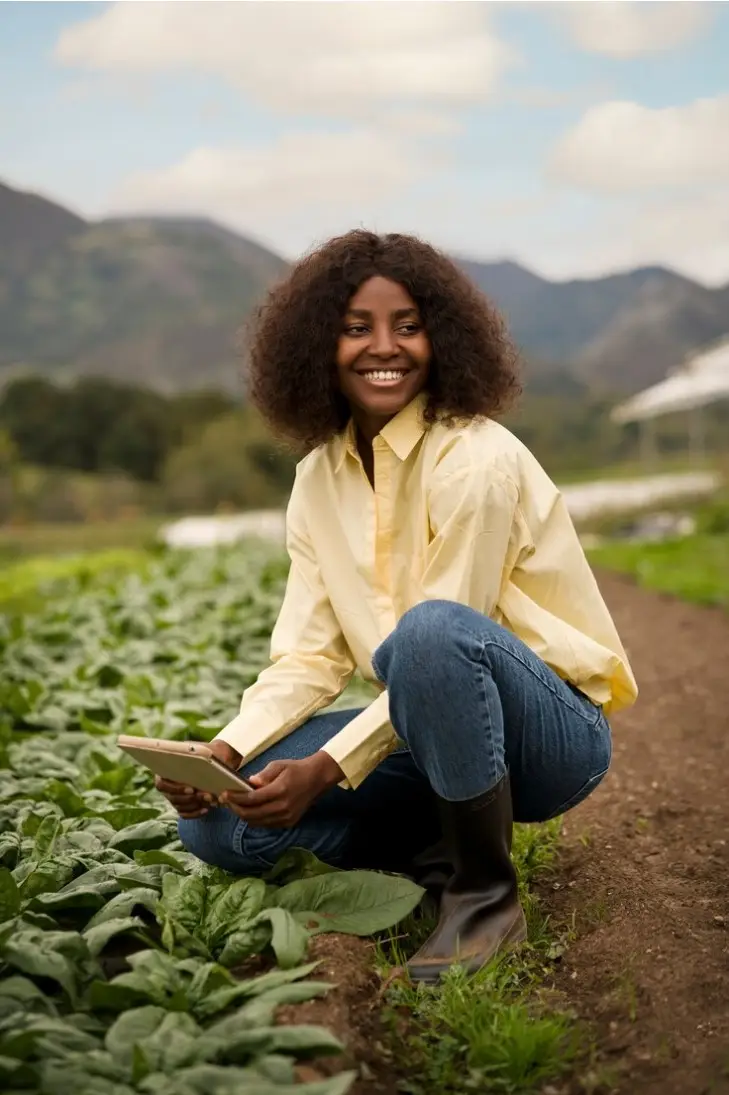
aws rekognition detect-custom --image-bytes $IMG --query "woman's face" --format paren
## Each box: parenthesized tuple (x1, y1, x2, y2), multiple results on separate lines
(336, 276, 431, 436)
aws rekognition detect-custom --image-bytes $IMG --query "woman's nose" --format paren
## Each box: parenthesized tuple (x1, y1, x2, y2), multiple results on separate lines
(370, 325, 398, 357)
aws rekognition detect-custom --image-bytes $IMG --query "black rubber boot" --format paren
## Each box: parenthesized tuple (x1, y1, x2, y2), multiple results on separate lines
(408, 838, 452, 917)
(407, 774, 527, 984)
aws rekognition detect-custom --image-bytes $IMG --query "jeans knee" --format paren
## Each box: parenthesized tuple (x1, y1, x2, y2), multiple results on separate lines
(177, 810, 246, 873)
(374, 600, 454, 672)
(375, 599, 486, 682)
(177, 816, 208, 860)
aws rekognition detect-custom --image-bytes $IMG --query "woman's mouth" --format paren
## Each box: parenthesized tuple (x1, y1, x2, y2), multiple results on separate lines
(358, 368, 410, 385)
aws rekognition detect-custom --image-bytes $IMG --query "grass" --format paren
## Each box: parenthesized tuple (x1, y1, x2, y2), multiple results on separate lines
(0, 515, 164, 563)
(376, 819, 590, 1094)
(0, 546, 155, 613)
(0, 516, 166, 612)
(588, 532, 729, 608)
(556, 452, 723, 486)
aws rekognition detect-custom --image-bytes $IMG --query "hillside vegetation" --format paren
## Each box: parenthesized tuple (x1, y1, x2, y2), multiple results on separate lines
(3, 180, 729, 395)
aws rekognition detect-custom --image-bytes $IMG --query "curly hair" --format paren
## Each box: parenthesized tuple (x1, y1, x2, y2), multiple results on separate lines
(245, 230, 521, 450)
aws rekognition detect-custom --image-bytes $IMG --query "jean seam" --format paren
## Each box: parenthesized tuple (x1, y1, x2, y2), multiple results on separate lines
(234, 815, 351, 871)
(231, 816, 246, 857)
(544, 762, 610, 821)
(477, 636, 499, 787)
(380, 614, 602, 726)
(470, 630, 602, 726)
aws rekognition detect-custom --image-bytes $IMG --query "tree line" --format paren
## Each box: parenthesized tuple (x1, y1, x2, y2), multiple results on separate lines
(1, 372, 725, 523)
(0, 376, 239, 482)
(0, 375, 299, 521)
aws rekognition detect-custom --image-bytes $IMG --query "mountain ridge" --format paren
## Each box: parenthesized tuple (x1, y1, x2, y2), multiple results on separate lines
(2, 179, 727, 395)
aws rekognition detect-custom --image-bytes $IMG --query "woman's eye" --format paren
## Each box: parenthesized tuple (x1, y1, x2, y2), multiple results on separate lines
(398, 323, 421, 335)
(345, 325, 368, 336)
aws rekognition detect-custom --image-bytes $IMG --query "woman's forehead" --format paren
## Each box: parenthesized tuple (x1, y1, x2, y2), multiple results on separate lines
(347, 276, 417, 312)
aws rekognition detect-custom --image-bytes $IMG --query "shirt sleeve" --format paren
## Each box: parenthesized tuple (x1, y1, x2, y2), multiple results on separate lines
(214, 470, 356, 761)
(322, 447, 524, 789)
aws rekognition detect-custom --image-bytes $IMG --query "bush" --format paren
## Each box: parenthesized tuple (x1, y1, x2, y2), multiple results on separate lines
(695, 494, 729, 535)
(0, 465, 151, 525)
(160, 409, 295, 513)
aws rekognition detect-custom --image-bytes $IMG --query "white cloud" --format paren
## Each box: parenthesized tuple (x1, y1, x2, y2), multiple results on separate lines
(622, 192, 729, 285)
(555, 1, 710, 58)
(109, 128, 438, 253)
(108, 126, 729, 283)
(554, 191, 729, 286)
(550, 95, 729, 192)
(55, 2, 515, 119)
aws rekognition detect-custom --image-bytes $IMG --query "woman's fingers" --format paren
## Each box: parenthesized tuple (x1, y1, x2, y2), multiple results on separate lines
(226, 801, 288, 823)
(222, 783, 280, 808)
(177, 806, 210, 819)
(155, 776, 192, 795)
(155, 775, 216, 817)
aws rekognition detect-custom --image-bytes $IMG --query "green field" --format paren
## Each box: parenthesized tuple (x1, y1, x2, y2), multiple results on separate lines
(558, 452, 723, 486)
(0, 545, 578, 1094)
(0, 518, 164, 564)
(0, 549, 151, 614)
(589, 532, 729, 608)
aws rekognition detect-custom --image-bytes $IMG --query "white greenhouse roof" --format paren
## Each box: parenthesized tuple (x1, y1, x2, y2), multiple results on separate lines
(612, 336, 729, 424)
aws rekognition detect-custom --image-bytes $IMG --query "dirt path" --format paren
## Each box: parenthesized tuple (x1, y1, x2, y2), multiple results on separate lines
(545, 570, 729, 1095)
(282, 571, 729, 1093)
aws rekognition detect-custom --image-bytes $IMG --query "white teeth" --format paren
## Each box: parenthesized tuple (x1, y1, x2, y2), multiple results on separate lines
(362, 370, 406, 382)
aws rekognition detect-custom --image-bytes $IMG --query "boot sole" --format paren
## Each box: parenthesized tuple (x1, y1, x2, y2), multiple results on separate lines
(407, 909, 528, 985)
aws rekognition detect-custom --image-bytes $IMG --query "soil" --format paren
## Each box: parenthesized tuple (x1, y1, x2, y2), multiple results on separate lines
(281, 570, 729, 1094)
(277, 933, 400, 1094)
(545, 570, 729, 1095)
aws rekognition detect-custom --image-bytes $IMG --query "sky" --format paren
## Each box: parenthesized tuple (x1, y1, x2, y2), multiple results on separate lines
(2, 1, 729, 285)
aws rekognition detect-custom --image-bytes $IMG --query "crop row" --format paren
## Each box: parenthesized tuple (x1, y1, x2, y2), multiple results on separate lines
(0, 547, 422, 1094)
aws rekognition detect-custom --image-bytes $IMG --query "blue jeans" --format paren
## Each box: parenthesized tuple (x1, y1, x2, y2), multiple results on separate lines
(179, 601, 611, 875)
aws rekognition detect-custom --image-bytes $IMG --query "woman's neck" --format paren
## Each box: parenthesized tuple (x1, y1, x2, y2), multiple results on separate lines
(351, 413, 390, 488)
(351, 409, 391, 447)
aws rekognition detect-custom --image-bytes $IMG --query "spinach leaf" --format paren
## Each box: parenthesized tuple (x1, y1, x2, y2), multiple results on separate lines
(271, 870, 424, 935)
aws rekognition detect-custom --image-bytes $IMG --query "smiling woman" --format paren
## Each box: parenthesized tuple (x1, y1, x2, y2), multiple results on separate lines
(243, 230, 521, 453)
(163, 229, 638, 986)
(336, 276, 433, 454)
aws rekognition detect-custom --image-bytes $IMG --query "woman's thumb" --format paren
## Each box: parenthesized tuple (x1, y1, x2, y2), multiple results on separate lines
(251, 760, 287, 787)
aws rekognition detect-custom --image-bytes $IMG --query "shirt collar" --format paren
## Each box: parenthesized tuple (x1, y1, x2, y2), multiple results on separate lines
(334, 393, 428, 472)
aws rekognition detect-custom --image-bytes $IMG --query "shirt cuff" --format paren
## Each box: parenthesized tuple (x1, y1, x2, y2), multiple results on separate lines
(213, 705, 288, 766)
(321, 691, 400, 789)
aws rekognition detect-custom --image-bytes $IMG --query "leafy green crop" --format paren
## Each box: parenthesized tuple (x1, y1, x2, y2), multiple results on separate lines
(0, 546, 424, 1092)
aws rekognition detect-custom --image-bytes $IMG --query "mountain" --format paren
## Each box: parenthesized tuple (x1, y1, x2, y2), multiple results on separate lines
(571, 276, 729, 391)
(2, 180, 728, 395)
(0, 187, 286, 393)
(460, 259, 729, 391)
(0, 181, 85, 273)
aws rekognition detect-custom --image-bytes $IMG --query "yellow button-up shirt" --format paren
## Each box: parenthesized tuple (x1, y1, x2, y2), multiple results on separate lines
(216, 394, 638, 789)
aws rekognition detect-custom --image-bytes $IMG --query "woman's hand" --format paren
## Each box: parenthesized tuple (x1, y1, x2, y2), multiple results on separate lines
(155, 740, 243, 819)
(219, 751, 344, 829)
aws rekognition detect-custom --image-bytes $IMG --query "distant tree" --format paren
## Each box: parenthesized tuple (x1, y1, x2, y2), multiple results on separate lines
(0, 375, 238, 483)
(160, 408, 295, 512)
(0, 428, 17, 472)
(169, 390, 238, 442)
(0, 377, 77, 466)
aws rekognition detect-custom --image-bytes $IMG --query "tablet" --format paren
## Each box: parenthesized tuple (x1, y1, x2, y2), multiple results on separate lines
(117, 735, 254, 797)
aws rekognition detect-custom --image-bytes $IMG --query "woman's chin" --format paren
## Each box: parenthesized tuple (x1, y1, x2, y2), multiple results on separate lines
(357, 386, 421, 418)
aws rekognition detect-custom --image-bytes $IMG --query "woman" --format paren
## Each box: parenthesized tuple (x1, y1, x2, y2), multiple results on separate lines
(158, 231, 638, 983)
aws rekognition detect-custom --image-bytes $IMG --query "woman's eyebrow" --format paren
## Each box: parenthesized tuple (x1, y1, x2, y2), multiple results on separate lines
(345, 307, 419, 319)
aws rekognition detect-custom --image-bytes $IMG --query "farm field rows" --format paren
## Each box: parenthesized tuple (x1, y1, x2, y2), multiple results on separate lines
(1, 545, 580, 1095)
(0, 547, 436, 1095)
